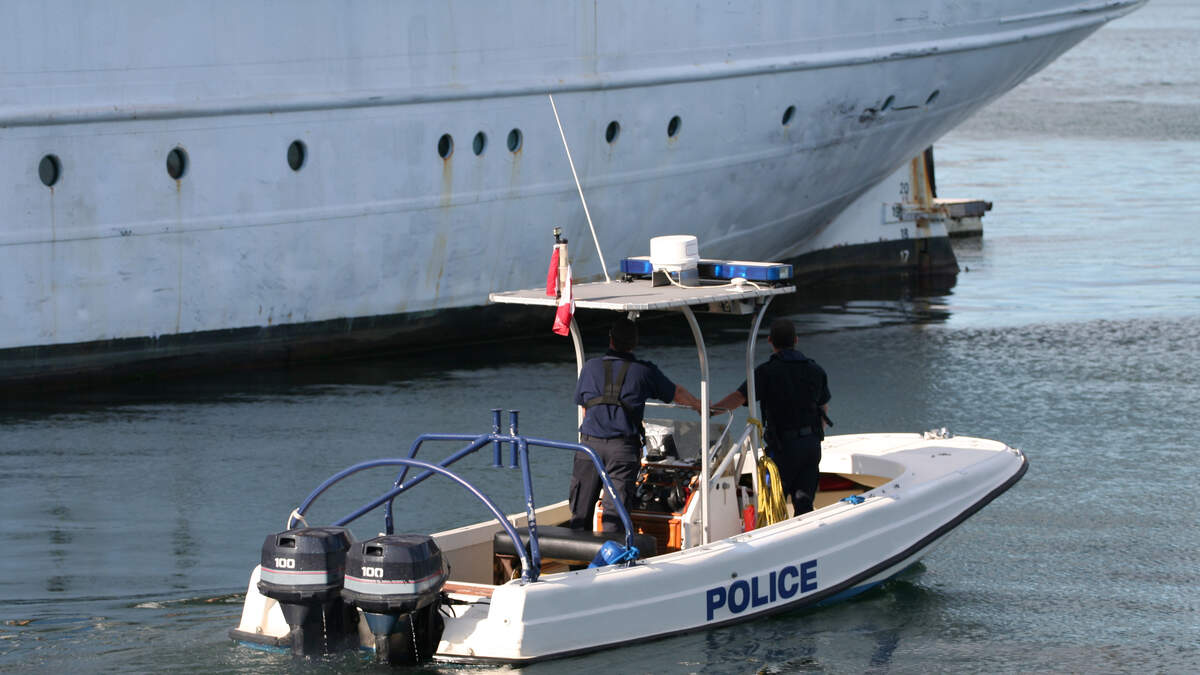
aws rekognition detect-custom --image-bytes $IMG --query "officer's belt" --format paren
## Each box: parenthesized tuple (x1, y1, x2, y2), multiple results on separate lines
(773, 427, 813, 440)
(581, 433, 641, 443)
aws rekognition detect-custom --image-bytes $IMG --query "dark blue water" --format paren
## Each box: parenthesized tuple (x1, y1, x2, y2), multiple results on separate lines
(3, 2, 1199, 672)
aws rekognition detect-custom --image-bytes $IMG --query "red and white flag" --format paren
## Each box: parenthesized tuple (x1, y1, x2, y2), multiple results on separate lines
(552, 264, 574, 336)
(545, 247, 560, 297)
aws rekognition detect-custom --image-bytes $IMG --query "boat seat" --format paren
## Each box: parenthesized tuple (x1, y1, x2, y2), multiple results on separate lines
(493, 525, 658, 563)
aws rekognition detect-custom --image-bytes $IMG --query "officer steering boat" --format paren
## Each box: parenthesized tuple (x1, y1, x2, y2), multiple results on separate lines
(230, 233, 1028, 665)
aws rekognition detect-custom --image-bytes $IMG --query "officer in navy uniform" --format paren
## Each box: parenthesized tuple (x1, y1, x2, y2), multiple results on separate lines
(570, 318, 702, 532)
(712, 319, 831, 515)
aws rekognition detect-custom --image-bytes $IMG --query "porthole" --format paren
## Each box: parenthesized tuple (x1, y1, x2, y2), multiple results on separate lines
(507, 128, 523, 153)
(166, 147, 188, 179)
(926, 89, 940, 105)
(287, 140, 306, 171)
(38, 154, 61, 187)
(781, 106, 796, 126)
(667, 115, 681, 138)
(605, 120, 620, 144)
(438, 134, 454, 159)
(473, 132, 487, 156)
(882, 95, 895, 111)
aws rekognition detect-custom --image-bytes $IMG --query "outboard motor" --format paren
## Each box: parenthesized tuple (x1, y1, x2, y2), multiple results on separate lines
(258, 526, 356, 656)
(341, 534, 449, 665)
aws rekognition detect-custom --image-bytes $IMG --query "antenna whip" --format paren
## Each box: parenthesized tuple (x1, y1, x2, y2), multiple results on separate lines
(549, 93, 610, 283)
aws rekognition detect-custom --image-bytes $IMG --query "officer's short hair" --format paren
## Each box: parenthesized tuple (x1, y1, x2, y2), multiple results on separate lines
(769, 319, 796, 347)
(610, 318, 638, 352)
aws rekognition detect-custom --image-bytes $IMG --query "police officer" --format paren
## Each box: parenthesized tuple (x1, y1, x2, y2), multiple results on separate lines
(712, 319, 831, 515)
(570, 318, 702, 532)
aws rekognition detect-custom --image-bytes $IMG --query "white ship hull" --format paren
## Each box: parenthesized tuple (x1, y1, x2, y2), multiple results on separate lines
(0, 0, 1144, 385)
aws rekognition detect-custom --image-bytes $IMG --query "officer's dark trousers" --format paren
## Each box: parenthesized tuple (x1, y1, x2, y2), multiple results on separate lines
(569, 434, 640, 532)
(768, 434, 822, 515)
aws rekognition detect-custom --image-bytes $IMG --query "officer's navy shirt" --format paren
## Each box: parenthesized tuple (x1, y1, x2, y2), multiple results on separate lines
(575, 350, 676, 438)
(737, 348, 831, 436)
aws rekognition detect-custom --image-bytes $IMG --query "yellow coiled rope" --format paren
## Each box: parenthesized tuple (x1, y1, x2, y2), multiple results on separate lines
(742, 416, 787, 527)
(753, 423, 788, 527)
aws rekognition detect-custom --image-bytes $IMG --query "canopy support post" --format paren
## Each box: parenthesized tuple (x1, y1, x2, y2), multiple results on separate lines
(680, 305, 710, 545)
(745, 297, 773, 498)
(746, 298, 773, 447)
(569, 316, 585, 434)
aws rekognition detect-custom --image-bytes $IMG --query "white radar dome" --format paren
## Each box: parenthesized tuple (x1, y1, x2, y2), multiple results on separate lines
(649, 235, 700, 272)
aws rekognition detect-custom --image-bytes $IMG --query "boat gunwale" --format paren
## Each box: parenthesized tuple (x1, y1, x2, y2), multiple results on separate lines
(434, 448, 1028, 664)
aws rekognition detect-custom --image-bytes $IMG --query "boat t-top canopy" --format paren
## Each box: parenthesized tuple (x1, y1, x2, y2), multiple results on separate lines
(490, 275, 795, 545)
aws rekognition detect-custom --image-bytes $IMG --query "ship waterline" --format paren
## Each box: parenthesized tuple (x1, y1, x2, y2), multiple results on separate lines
(0, 0, 1144, 385)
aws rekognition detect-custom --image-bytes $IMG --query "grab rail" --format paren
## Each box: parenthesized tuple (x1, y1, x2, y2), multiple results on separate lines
(287, 411, 638, 583)
(288, 457, 534, 581)
(710, 423, 757, 485)
(707, 409, 736, 462)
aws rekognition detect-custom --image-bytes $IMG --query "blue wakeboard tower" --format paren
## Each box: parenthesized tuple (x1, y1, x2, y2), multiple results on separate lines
(283, 408, 639, 584)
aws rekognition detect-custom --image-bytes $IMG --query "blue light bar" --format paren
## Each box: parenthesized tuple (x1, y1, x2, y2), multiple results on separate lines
(619, 256, 792, 282)
(620, 257, 654, 276)
(699, 260, 793, 282)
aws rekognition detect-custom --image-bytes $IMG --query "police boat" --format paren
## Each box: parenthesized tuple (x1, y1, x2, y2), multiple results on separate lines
(230, 238, 1028, 665)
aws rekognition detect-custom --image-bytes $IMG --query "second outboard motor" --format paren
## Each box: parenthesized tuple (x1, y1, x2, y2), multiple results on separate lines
(258, 526, 356, 656)
(342, 534, 449, 665)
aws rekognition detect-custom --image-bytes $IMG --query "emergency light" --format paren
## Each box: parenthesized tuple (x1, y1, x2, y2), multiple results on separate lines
(620, 257, 793, 283)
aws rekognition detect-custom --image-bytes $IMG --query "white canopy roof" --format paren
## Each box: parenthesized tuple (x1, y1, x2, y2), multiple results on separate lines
(489, 278, 793, 312)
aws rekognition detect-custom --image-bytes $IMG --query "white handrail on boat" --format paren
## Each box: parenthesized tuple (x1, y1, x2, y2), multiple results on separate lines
(710, 423, 756, 487)
(706, 409, 736, 460)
